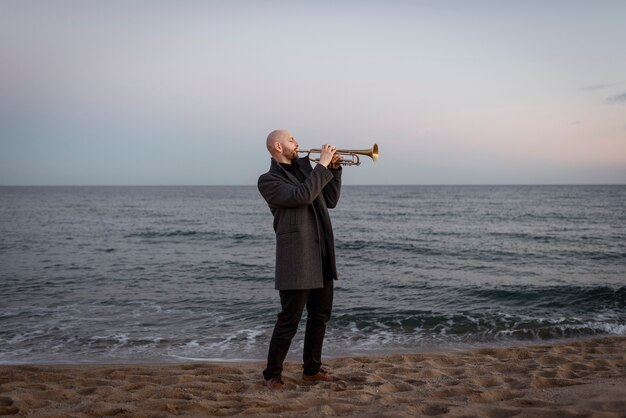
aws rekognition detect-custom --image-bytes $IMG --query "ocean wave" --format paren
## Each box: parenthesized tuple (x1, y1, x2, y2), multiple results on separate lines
(465, 285, 626, 309)
(124, 230, 262, 242)
(125, 230, 210, 238)
(331, 308, 626, 342)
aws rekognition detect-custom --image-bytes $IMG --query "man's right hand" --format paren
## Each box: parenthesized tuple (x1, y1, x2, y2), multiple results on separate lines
(318, 144, 337, 167)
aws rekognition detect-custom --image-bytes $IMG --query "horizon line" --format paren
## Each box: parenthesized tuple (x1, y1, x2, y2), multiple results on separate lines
(1, 183, 625, 187)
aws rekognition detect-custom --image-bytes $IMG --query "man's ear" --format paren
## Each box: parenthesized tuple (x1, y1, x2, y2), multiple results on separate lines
(274, 142, 282, 153)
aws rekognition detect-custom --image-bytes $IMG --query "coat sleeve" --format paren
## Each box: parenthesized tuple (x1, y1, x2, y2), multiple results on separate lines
(322, 167, 342, 209)
(258, 164, 334, 208)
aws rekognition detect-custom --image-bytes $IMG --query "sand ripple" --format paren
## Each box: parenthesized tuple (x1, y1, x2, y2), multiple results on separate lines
(0, 337, 625, 417)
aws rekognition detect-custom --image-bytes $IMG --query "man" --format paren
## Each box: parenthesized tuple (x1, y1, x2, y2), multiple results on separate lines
(257, 129, 342, 390)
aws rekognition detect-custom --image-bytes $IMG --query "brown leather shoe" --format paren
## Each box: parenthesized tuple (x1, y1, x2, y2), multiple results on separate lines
(264, 376, 286, 390)
(302, 368, 340, 382)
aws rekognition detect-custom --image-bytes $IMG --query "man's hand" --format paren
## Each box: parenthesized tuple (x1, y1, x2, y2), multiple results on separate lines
(318, 144, 337, 167)
(328, 154, 342, 170)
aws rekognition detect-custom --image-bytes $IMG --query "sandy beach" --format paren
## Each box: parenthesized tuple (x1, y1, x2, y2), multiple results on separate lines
(1, 336, 624, 417)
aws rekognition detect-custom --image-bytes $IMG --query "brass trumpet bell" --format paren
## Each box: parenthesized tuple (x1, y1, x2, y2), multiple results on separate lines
(301, 143, 378, 166)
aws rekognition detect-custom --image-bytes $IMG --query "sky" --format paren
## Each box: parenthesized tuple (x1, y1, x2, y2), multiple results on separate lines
(1, 0, 625, 185)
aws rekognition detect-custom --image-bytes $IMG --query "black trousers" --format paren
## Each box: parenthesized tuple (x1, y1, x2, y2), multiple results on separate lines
(263, 279, 334, 380)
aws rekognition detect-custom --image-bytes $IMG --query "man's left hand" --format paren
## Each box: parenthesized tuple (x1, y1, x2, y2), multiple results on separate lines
(329, 155, 342, 170)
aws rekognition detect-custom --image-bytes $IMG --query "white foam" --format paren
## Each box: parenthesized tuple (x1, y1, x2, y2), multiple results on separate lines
(168, 355, 258, 362)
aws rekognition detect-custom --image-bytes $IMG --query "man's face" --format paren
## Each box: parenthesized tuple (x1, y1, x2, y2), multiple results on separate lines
(280, 133, 299, 161)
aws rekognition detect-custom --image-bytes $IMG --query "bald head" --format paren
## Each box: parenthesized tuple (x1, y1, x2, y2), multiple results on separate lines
(266, 129, 290, 153)
(265, 129, 299, 163)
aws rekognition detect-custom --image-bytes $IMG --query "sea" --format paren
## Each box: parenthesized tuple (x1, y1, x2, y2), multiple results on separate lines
(1, 185, 625, 364)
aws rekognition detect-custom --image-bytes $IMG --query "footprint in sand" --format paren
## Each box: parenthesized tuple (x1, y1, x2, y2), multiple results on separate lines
(420, 403, 450, 416)
(0, 396, 19, 415)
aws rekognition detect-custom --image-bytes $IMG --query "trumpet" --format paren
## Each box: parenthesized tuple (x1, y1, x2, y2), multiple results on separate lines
(300, 144, 378, 166)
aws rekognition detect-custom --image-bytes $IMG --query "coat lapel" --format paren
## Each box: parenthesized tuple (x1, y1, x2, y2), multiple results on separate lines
(270, 158, 309, 185)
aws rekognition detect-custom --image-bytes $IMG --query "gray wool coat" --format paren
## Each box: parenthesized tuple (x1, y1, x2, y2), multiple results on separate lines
(258, 157, 342, 290)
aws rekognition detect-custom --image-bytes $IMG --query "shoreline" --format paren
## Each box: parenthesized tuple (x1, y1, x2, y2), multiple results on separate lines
(1, 336, 625, 417)
(3, 334, 618, 367)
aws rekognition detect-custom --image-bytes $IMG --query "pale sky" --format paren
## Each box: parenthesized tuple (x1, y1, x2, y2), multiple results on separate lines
(1, 0, 625, 185)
